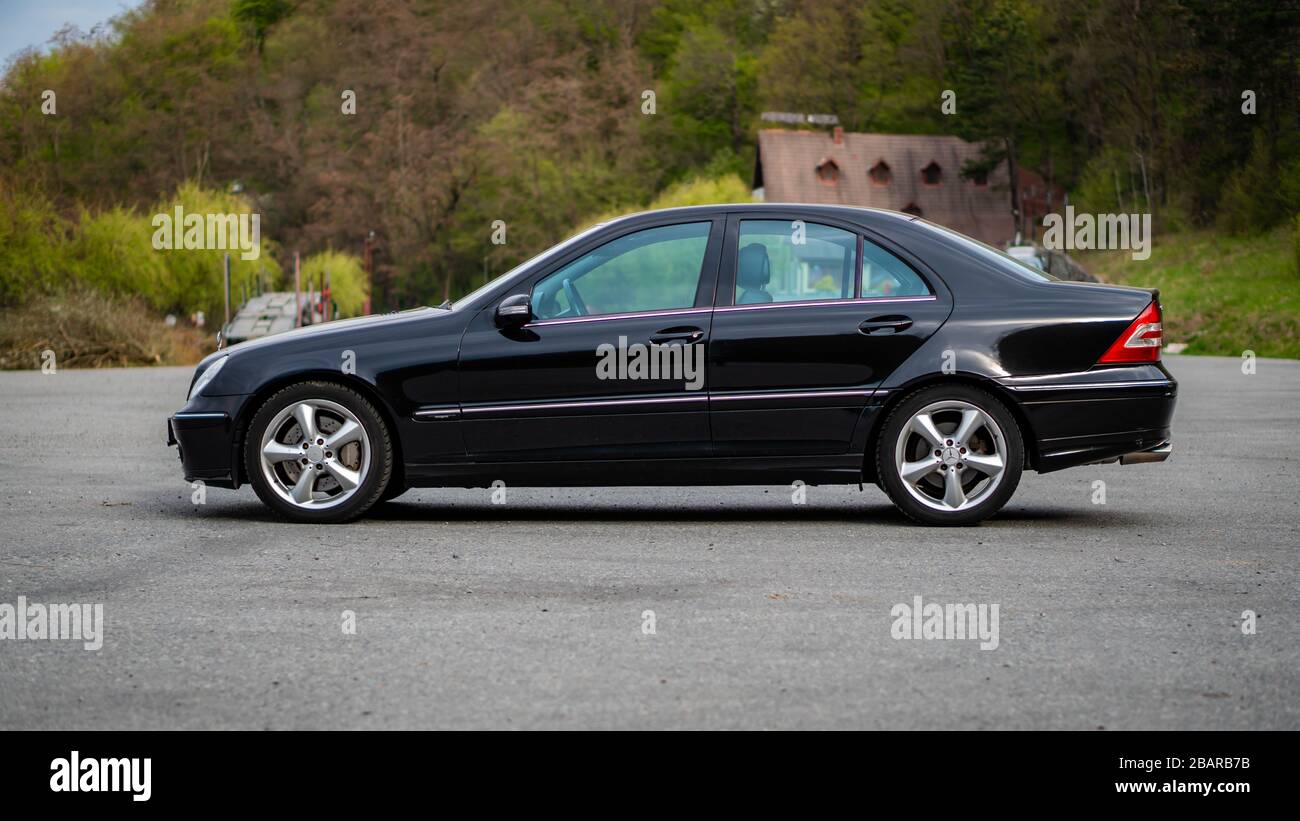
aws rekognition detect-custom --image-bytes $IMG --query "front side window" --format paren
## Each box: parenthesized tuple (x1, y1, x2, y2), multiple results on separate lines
(531, 222, 711, 320)
(735, 220, 857, 304)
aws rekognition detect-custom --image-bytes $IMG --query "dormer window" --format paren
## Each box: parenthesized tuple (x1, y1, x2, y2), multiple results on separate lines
(869, 160, 892, 186)
(921, 161, 942, 186)
(816, 159, 840, 185)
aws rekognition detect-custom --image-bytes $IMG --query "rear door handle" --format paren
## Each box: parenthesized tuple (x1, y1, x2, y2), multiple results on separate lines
(859, 315, 912, 335)
(650, 326, 704, 344)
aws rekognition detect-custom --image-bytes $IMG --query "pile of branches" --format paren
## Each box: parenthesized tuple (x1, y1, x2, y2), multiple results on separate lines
(0, 289, 207, 369)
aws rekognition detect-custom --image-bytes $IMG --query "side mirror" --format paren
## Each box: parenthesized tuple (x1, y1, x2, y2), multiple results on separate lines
(495, 293, 532, 327)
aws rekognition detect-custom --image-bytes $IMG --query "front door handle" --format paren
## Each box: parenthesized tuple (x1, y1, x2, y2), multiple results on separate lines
(859, 315, 912, 335)
(650, 326, 705, 344)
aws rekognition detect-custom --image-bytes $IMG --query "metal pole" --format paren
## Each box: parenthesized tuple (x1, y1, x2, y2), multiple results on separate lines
(223, 253, 232, 329)
(294, 252, 301, 328)
(364, 231, 375, 311)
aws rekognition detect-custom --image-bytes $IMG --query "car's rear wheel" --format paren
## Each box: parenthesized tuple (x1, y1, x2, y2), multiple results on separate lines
(245, 382, 393, 523)
(875, 384, 1023, 526)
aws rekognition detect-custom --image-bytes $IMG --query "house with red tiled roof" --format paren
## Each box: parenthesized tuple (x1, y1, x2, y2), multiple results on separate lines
(753, 128, 1021, 245)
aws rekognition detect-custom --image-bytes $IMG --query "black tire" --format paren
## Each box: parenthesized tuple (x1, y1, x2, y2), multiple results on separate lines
(874, 383, 1023, 526)
(244, 381, 393, 523)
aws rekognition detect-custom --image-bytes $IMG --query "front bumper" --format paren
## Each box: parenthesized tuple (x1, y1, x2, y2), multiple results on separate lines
(168, 395, 249, 489)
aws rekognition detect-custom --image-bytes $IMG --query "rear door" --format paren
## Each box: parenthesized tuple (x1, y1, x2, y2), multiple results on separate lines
(707, 212, 951, 457)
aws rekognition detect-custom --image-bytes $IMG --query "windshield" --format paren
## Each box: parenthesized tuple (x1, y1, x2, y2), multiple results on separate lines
(450, 223, 608, 308)
(911, 218, 1059, 282)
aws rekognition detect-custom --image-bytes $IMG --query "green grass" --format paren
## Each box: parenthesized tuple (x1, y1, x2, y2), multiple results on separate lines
(1080, 226, 1300, 359)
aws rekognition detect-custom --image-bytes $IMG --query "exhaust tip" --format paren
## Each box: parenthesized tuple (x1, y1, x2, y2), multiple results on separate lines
(1120, 441, 1172, 464)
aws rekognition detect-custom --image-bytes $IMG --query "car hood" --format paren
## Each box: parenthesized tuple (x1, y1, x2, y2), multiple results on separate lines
(234, 306, 443, 349)
(194, 307, 453, 372)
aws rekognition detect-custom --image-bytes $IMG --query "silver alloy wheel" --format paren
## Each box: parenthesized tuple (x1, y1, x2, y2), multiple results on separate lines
(259, 399, 370, 510)
(893, 399, 1007, 513)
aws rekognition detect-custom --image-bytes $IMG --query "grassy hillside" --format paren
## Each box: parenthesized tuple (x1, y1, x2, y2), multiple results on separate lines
(1082, 227, 1300, 359)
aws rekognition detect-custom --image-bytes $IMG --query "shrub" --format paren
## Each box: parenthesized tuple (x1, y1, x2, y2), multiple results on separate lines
(575, 174, 754, 231)
(300, 249, 368, 317)
(1, 181, 283, 328)
(72, 205, 172, 310)
(1294, 213, 1300, 276)
(646, 174, 755, 210)
(0, 187, 71, 303)
(1217, 131, 1296, 235)
(146, 181, 283, 321)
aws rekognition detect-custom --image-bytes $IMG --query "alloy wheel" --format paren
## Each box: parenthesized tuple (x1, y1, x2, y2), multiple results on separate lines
(258, 399, 371, 510)
(893, 399, 1007, 513)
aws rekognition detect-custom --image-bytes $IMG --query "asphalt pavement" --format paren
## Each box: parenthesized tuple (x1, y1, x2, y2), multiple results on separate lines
(0, 355, 1295, 729)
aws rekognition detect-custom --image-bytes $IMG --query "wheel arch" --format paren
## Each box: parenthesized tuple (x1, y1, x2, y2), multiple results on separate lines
(861, 373, 1039, 483)
(232, 370, 405, 490)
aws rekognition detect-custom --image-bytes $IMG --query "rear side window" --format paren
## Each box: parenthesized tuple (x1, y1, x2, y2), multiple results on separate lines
(736, 220, 857, 304)
(861, 238, 931, 297)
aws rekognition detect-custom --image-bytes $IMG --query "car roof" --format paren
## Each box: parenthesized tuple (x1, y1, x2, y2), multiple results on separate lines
(605, 203, 918, 230)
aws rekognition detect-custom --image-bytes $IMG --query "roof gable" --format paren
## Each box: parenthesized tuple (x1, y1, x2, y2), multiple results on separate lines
(755, 129, 1016, 243)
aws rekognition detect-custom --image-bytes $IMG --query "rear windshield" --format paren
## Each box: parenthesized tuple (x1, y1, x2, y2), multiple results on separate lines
(909, 218, 1059, 283)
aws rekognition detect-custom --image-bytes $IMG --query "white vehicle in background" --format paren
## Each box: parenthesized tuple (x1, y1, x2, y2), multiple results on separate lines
(1006, 244, 1046, 270)
(1004, 241, 1096, 282)
(222, 292, 327, 346)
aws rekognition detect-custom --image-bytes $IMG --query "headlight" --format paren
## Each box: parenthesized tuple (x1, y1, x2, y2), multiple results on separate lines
(188, 356, 228, 400)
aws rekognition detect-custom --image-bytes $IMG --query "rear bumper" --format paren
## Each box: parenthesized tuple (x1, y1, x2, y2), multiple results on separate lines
(997, 365, 1177, 473)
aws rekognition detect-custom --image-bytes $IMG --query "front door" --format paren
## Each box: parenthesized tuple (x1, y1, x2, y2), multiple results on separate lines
(457, 219, 722, 462)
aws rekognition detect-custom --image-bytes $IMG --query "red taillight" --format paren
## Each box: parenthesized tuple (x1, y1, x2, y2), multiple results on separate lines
(1098, 300, 1163, 363)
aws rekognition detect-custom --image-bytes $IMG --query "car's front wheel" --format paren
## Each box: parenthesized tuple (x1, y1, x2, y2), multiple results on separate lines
(244, 381, 393, 523)
(875, 384, 1023, 526)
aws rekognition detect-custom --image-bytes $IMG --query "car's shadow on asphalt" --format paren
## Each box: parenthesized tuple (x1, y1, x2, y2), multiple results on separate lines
(366, 500, 905, 524)
(161, 496, 1152, 529)
(364, 499, 1151, 528)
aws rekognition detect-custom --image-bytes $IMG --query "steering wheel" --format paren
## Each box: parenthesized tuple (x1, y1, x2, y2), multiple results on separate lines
(562, 277, 589, 317)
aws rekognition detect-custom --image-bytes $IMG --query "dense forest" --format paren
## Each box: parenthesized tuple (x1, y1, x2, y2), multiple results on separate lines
(1, 0, 1297, 320)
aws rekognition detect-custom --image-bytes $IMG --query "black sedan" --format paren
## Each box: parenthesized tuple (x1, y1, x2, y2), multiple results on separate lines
(168, 205, 1176, 525)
